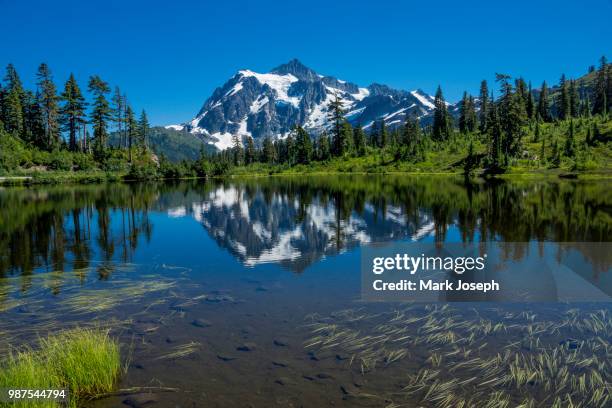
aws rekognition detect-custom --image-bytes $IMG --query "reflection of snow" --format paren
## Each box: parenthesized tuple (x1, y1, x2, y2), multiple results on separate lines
(412, 221, 435, 241)
(185, 185, 429, 270)
(244, 226, 303, 266)
(167, 206, 187, 218)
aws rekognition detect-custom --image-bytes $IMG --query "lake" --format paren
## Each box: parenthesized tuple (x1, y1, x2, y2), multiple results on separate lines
(0, 175, 610, 407)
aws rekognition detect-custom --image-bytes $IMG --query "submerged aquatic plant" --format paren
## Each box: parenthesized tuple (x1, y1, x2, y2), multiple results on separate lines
(305, 305, 612, 407)
(0, 328, 122, 407)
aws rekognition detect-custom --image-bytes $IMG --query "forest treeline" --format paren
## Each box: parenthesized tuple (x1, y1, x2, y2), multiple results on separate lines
(217, 56, 611, 176)
(0, 57, 611, 180)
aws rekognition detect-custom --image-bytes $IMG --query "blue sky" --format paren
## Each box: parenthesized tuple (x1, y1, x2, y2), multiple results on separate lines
(1, 0, 610, 126)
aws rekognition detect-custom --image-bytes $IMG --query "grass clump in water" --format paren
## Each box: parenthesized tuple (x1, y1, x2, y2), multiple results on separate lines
(0, 328, 122, 407)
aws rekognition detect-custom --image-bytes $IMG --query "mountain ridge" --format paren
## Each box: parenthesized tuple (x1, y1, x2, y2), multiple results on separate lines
(168, 59, 443, 150)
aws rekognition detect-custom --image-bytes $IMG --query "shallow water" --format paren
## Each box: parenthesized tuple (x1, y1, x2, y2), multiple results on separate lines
(0, 176, 610, 407)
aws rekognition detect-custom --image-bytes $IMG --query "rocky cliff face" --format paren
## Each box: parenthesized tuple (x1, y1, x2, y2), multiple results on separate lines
(169, 59, 445, 150)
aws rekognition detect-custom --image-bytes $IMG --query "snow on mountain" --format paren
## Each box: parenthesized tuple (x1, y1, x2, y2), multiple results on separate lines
(175, 59, 447, 150)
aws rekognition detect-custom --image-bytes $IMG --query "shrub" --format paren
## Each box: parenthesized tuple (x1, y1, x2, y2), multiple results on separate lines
(49, 150, 74, 171)
(72, 153, 96, 171)
(0, 131, 29, 172)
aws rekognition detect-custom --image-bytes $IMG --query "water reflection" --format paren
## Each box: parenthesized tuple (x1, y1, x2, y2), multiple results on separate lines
(0, 176, 610, 281)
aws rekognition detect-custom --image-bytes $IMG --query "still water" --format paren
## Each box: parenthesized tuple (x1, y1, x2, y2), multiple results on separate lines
(0, 176, 610, 407)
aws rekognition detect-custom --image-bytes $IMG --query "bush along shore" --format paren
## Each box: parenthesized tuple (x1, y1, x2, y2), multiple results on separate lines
(0, 328, 122, 407)
(0, 59, 611, 183)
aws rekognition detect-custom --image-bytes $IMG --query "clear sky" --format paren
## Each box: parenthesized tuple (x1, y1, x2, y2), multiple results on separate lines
(1, 0, 610, 126)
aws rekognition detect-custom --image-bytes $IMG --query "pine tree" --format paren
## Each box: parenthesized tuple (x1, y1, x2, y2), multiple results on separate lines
(467, 95, 477, 132)
(87, 75, 112, 155)
(138, 110, 149, 151)
(526, 81, 535, 120)
(317, 132, 331, 160)
(36, 63, 59, 150)
(569, 80, 579, 118)
(496, 73, 525, 157)
(352, 125, 366, 156)
(487, 102, 502, 169)
(112, 87, 126, 148)
(245, 136, 256, 164)
(327, 92, 346, 156)
(231, 134, 243, 165)
(564, 119, 576, 158)
(549, 139, 560, 167)
(59, 74, 86, 151)
(557, 74, 570, 120)
(378, 120, 388, 148)
(262, 136, 276, 163)
(459, 91, 469, 134)
(401, 114, 423, 161)
(478, 80, 489, 133)
(23, 90, 44, 146)
(537, 81, 550, 122)
(369, 120, 379, 147)
(125, 105, 137, 162)
(533, 118, 540, 143)
(593, 56, 608, 115)
(432, 85, 451, 141)
(463, 140, 477, 175)
(3, 64, 25, 137)
(295, 126, 312, 164)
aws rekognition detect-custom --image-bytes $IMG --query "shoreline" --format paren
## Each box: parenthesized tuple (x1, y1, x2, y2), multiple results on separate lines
(2, 169, 612, 186)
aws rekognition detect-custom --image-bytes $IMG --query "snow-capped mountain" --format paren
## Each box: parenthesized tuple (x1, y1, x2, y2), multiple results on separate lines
(168, 59, 442, 150)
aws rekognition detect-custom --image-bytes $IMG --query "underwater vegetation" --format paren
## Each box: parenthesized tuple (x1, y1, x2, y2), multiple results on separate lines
(305, 305, 611, 407)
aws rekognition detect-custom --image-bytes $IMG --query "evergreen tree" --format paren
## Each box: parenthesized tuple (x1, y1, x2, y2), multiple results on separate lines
(352, 124, 366, 156)
(378, 120, 388, 148)
(262, 136, 276, 163)
(125, 105, 137, 162)
(496, 73, 525, 157)
(327, 92, 346, 156)
(593, 56, 608, 115)
(478, 80, 489, 133)
(245, 136, 256, 164)
(549, 139, 560, 167)
(138, 110, 149, 151)
(432, 85, 451, 141)
(564, 119, 576, 158)
(3, 64, 25, 137)
(526, 81, 535, 120)
(537, 81, 550, 121)
(23, 90, 44, 146)
(295, 126, 312, 164)
(459, 91, 469, 134)
(87, 75, 112, 155)
(468, 96, 477, 132)
(317, 132, 331, 161)
(533, 118, 540, 143)
(369, 120, 379, 147)
(231, 134, 243, 165)
(59, 74, 86, 151)
(557, 74, 570, 120)
(582, 96, 592, 117)
(401, 114, 423, 161)
(112, 87, 126, 148)
(569, 79, 579, 118)
(36, 63, 59, 150)
(463, 140, 477, 175)
(487, 102, 502, 169)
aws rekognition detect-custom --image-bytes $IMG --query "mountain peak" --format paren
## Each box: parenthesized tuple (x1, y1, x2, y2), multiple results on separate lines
(270, 59, 318, 81)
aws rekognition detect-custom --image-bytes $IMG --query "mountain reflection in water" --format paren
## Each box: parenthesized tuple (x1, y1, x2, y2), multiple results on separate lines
(0, 175, 610, 280)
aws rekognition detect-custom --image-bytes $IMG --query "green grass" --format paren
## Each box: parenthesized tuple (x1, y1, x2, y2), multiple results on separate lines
(0, 328, 122, 407)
